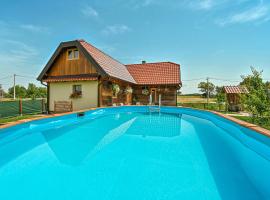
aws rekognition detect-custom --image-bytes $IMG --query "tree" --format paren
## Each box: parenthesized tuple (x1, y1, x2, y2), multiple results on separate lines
(8, 85, 27, 98)
(198, 81, 215, 97)
(240, 67, 270, 119)
(27, 83, 38, 99)
(266, 82, 270, 99)
(6, 83, 47, 99)
(37, 87, 47, 98)
(215, 86, 225, 104)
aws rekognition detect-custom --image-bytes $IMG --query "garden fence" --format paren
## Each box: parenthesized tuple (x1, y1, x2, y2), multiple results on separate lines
(0, 99, 46, 118)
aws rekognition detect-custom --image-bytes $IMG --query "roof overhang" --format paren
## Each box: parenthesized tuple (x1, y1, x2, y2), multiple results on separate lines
(43, 74, 98, 83)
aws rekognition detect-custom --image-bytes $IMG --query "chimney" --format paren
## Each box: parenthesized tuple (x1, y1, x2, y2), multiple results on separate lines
(142, 60, 146, 64)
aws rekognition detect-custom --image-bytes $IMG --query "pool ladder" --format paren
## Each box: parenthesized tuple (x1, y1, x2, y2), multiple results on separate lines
(149, 106, 160, 112)
(149, 94, 161, 112)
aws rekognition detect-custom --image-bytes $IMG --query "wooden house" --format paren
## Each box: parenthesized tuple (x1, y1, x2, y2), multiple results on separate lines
(224, 86, 248, 112)
(37, 40, 181, 112)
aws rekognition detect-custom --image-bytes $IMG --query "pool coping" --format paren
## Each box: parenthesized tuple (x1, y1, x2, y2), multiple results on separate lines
(210, 111, 270, 138)
(0, 108, 97, 129)
(0, 106, 269, 138)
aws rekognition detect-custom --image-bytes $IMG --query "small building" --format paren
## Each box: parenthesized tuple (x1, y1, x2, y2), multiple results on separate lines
(37, 39, 181, 112)
(224, 86, 248, 112)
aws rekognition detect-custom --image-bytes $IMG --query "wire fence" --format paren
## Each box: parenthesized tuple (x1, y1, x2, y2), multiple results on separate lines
(0, 99, 46, 118)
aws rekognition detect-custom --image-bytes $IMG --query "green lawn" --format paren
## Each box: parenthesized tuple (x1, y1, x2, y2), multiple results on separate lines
(178, 95, 216, 103)
(0, 114, 40, 125)
(178, 102, 226, 112)
(234, 116, 270, 131)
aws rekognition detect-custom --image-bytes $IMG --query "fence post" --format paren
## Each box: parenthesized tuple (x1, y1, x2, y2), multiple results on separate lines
(41, 99, 44, 113)
(19, 99, 23, 116)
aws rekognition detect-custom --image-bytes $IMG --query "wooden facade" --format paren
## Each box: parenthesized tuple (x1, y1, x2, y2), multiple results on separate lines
(98, 81, 178, 107)
(99, 78, 133, 107)
(132, 85, 178, 106)
(47, 48, 97, 76)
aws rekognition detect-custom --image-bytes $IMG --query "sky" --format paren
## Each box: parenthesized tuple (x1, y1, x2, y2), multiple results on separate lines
(0, 0, 270, 94)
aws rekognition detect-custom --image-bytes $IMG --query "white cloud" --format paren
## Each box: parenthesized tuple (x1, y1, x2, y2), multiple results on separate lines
(141, 0, 155, 7)
(217, 3, 270, 26)
(0, 39, 41, 89)
(102, 25, 131, 35)
(199, 0, 214, 9)
(0, 40, 38, 64)
(190, 0, 215, 10)
(20, 24, 50, 33)
(185, 0, 230, 10)
(81, 6, 99, 18)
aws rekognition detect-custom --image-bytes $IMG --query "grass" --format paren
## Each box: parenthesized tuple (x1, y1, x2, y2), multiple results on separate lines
(178, 102, 226, 112)
(0, 114, 40, 125)
(177, 95, 226, 112)
(234, 116, 270, 130)
(178, 95, 216, 103)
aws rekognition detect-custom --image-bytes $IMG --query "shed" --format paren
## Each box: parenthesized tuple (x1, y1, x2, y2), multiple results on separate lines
(224, 86, 248, 111)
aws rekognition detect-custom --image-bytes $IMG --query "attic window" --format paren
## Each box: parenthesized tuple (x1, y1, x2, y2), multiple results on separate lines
(67, 49, 79, 60)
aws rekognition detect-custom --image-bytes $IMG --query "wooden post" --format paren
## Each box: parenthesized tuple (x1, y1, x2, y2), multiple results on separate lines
(225, 94, 228, 113)
(41, 99, 45, 113)
(19, 99, 23, 116)
(54, 101, 56, 113)
(13, 74, 16, 100)
(98, 80, 102, 107)
(47, 83, 50, 114)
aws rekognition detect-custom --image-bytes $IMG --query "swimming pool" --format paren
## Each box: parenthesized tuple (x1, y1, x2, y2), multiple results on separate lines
(0, 106, 269, 200)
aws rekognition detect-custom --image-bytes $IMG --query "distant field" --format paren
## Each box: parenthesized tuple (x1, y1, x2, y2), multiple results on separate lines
(0, 98, 14, 102)
(178, 95, 216, 103)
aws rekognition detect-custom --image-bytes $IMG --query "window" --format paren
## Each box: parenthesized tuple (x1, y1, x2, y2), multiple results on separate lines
(73, 85, 82, 95)
(74, 50, 79, 59)
(67, 49, 79, 60)
(68, 50, 73, 60)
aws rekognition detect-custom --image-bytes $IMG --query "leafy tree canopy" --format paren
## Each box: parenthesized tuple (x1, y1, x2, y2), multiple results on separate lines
(215, 86, 225, 103)
(240, 67, 270, 118)
(5, 83, 47, 99)
(198, 81, 215, 97)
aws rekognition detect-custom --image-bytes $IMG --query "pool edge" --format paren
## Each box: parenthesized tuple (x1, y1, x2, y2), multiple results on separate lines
(1, 106, 270, 138)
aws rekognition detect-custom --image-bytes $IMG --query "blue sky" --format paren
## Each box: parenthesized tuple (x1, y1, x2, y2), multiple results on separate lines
(0, 0, 270, 93)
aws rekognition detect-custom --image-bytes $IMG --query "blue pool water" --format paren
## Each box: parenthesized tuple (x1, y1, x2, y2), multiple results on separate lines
(0, 106, 270, 200)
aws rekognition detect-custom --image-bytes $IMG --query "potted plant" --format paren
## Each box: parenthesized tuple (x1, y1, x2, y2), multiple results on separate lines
(142, 87, 149, 95)
(112, 83, 120, 97)
(70, 91, 82, 99)
(125, 86, 133, 94)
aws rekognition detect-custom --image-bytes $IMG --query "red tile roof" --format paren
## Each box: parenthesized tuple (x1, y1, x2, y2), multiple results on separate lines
(79, 40, 136, 84)
(126, 62, 181, 85)
(224, 86, 249, 94)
